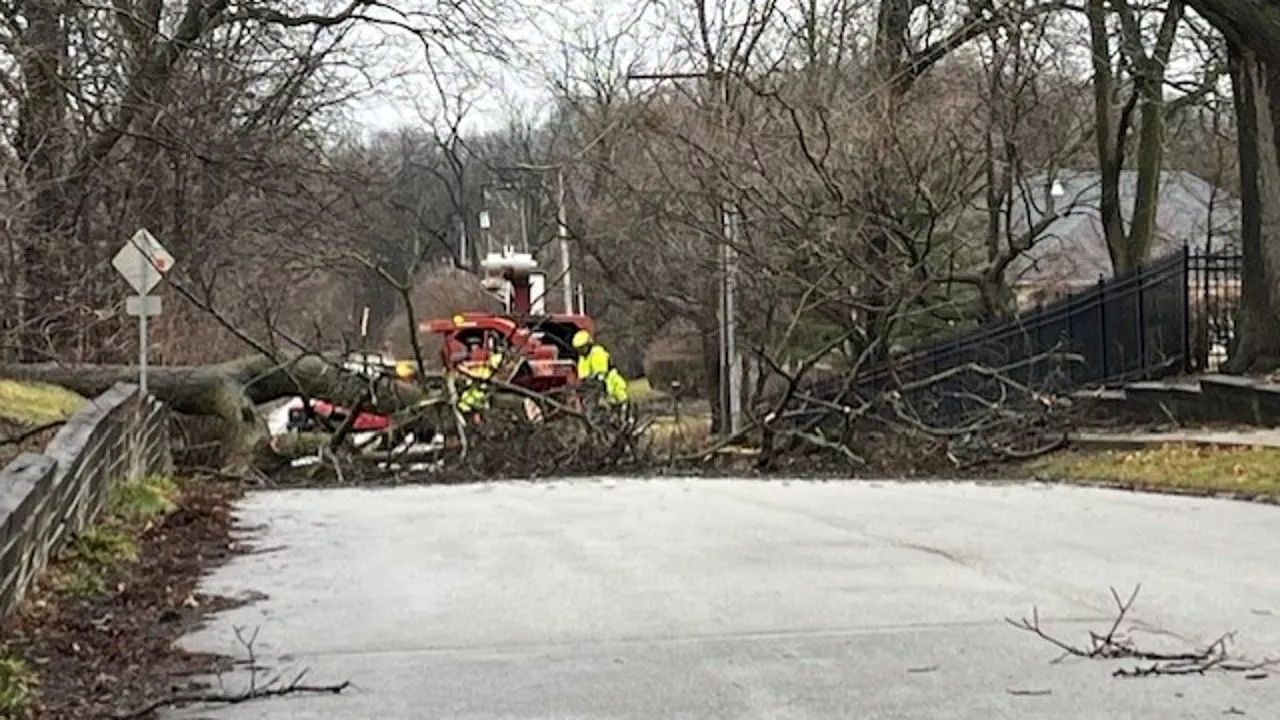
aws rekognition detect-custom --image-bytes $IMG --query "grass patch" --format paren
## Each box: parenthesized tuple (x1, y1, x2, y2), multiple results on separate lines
(628, 377, 661, 402)
(51, 475, 180, 599)
(1026, 444, 1280, 498)
(0, 379, 84, 426)
(0, 651, 36, 715)
(53, 525, 137, 599)
(54, 564, 110, 599)
(109, 474, 179, 522)
(0, 379, 84, 465)
(642, 413, 713, 455)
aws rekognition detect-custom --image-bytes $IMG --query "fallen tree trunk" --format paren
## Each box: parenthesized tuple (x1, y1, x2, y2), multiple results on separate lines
(0, 352, 445, 411)
(0, 352, 453, 470)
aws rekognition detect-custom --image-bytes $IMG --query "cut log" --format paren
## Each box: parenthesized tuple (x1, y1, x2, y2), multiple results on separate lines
(0, 352, 445, 410)
(0, 352, 453, 471)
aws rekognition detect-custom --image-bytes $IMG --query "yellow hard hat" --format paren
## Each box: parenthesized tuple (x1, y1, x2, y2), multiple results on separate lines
(571, 329, 592, 349)
(395, 361, 415, 379)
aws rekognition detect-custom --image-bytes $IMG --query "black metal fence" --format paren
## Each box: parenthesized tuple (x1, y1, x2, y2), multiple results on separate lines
(1187, 251, 1243, 373)
(841, 246, 1243, 416)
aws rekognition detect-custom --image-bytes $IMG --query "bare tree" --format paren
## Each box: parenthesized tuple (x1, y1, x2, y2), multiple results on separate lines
(546, 0, 1089, 417)
(0, 0, 1137, 478)
(1086, 0, 1225, 275)
(1173, 0, 1280, 372)
(0, 0, 510, 362)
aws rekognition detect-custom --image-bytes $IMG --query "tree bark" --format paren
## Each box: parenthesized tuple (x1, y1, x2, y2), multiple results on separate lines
(1086, 0, 1130, 273)
(1088, 0, 1185, 276)
(11, 0, 76, 361)
(0, 352, 453, 467)
(1223, 42, 1280, 372)
(1122, 92, 1166, 273)
(1176, 1, 1280, 372)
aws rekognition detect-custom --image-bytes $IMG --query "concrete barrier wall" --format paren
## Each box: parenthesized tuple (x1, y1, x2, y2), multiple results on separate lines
(0, 383, 171, 618)
(1075, 374, 1280, 428)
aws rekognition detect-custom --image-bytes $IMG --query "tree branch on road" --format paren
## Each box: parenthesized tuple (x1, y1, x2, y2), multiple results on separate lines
(1008, 584, 1278, 678)
(116, 625, 350, 719)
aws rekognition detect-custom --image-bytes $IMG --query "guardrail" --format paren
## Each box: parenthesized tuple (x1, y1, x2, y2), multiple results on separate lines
(0, 382, 171, 618)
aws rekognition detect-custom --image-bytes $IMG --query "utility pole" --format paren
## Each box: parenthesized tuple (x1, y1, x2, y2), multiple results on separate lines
(479, 185, 493, 255)
(457, 214, 469, 268)
(626, 68, 741, 436)
(518, 189, 530, 252)
(721, 204, 741, 436)
(557, 168, 573, 313)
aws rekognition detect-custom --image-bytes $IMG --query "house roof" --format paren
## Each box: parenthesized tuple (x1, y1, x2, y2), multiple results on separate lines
(1003, 170, 1241, 287)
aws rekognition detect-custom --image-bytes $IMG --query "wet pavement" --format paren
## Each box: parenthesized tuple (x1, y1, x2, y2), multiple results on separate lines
(167, 479, 1280, 719)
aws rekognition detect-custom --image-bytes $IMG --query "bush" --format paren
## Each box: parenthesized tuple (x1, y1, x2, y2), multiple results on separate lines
(0, 653, 35, 715)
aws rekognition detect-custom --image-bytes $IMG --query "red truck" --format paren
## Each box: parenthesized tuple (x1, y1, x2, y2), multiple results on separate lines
(421, 312, 594, 395)
(284, 248, 595, 439)
(282, 352, 402, 441)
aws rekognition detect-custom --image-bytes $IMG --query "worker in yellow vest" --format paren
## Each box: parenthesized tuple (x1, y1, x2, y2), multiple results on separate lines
(394, 360, 417, 381)
(457, 352, 504, 420)
(571, 330, 628, 408)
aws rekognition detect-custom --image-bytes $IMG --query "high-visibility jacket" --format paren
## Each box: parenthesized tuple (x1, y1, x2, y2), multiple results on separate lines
(577, 345, 629, 405)
(457, 364, 493, 413)
(576, 345, 610, 381)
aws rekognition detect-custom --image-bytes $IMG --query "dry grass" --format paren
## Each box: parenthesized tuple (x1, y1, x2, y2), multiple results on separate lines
(628, 377, 662, 402)
(1026, 444, 1280, 499)
(641, 413, 713, 455)
(0, 380, 84, 426)
(0, 380, 85, 465)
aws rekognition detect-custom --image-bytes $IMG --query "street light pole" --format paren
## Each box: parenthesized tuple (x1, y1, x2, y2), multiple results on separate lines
(626, 68, 741, 436)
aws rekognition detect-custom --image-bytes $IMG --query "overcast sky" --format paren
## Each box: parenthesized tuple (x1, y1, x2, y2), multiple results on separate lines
(342, 0, 1223, 138)
(341, 0, 666, 137)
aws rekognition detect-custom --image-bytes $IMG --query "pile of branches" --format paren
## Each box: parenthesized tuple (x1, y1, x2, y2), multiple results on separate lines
(449, 405, 645, 479)
(739, 348, 1084, 474)
(0, 340, 1088, 484)
(261, 374, 653, 486)
(333, 347, 1084, 482)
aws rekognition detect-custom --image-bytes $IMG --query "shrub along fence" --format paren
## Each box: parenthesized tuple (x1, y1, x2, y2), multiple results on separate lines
(0, 383, 171, 619)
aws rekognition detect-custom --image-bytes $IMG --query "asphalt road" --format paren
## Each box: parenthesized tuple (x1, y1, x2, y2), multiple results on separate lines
(168, 479, 1280, 719)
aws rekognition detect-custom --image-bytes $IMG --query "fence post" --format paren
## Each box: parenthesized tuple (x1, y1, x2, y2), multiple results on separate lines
(1137, 264, 1147, 377)
(1065, 292, 1076, 385)
(1032, 301, 1044, 384)
(1182, 244, 1193, 374)
(1097, 274, 1108, 380)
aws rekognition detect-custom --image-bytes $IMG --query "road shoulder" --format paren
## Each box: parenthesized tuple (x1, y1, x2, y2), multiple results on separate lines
(1023, 439, 1280, 504)
(0, 475, 245, 718)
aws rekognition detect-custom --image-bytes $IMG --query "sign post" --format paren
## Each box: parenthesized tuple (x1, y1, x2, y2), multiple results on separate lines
(111, 229, 174, 397)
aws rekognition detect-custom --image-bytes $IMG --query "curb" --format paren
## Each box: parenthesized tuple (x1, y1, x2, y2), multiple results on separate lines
(1026, 475, 1280, 506)
(1069, 432, 1280, 452)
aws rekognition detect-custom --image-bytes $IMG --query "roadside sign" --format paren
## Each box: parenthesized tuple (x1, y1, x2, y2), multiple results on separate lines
(113, 228, 175, 398)
(125, 295, 162, 317)
(111, 228, 175, 295)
